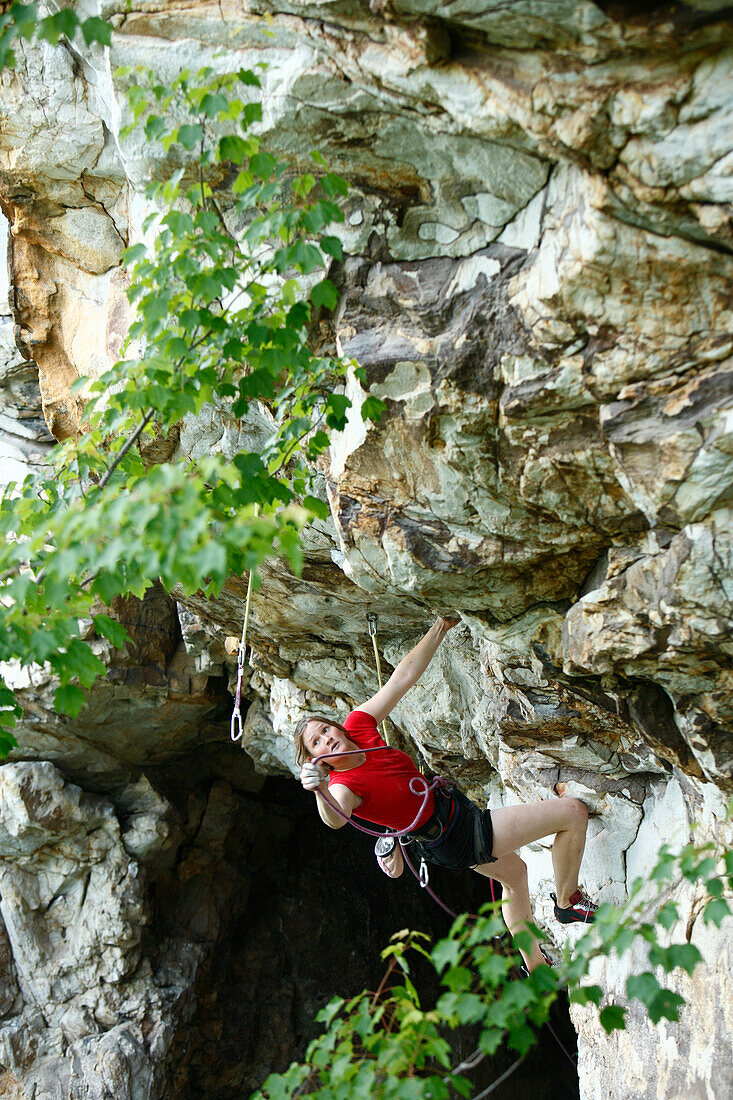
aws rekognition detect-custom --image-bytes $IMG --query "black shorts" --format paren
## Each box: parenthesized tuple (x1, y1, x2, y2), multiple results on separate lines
(412, 786, 496, 872)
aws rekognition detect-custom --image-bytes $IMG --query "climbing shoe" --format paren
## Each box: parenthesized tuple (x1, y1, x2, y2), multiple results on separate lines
(551, 889, 597, 924)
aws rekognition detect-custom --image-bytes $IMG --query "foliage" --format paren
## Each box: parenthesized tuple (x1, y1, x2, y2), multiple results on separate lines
(0, 1, 111, 69)
(0, 50, 385, 743)
(253, 832, 733, 1098)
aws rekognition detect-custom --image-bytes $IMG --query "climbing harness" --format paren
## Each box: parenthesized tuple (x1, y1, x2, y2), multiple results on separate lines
(312, 743, 459, 917)
(229, 506, 259, 742)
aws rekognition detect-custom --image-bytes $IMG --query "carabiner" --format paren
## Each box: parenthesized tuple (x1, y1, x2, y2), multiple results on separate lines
(366, 612, 378, 638)
(231, 663, 245, 742)
(419, 858, 429, 888)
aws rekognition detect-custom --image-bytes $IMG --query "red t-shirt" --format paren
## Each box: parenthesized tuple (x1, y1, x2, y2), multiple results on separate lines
(328, 710, 434, 831)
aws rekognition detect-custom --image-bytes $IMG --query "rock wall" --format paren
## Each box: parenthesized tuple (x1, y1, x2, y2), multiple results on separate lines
(0, 2, 732, 1098)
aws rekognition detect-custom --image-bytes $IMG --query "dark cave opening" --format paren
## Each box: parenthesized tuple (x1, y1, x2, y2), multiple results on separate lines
(161, 771, 579, 1099)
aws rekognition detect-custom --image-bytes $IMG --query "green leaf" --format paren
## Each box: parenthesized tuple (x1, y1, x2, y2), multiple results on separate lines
(0, 730, 19, 756)
(450, 1075, 473, 1099)
(320, 235, 343, 260)
(201, 91, 228, 118)
(91, 572, 124, 604)
(508, 1022, 536, 1055)
(233, 168, 254, 194)
(92, 614, 130, 650)
(656, 903, 679, 931)
(250, 152, 277, 180)
(626, 972, 660, 1006)
(303, 495, 329, 521)
(478, 1027, 503, 1056)
(599, 1005, 626, 1032)
(70, 376, 90, 397)
(238, 68, 261, 87)
(30, 629, 60, 663)
(42, 9, 79, 45)
(322, 172, 348, 197)
(650, 850, 677, 882)
(60, 639, 106, 688)
(668, 943, 703, 975)
(361, 396, 387, 423)
(703, 898, 730, 927)
(437, 990, 486, 1025)
(648, 989, 686, 1025)
(307, 430, 330, 456)
(163, 210, 194, 235)
(310, 279, 338, 311)
(432, 937, 462, 974)
(54, 684, 87, 718)
(241, 101, 262, 127)
(325, 393, 351, 430)
(475, 950, 511, 987)
(179, 309, 200, 333)
(122, 243, 148, 266)
(442, 965, 473, 993)
(570, 984, 603, 1007)
(0, 684, 21, 714)
(194, 541, 227, 579)
(219, 134, 250, 164)
(80, 16, 112, 47)
(178, 123, 203, 150)
(145, 115, 166, 141)
(286, 240, 323, 275)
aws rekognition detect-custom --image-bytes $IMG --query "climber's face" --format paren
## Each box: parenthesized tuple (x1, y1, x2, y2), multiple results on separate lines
(303, 720, 362, 770)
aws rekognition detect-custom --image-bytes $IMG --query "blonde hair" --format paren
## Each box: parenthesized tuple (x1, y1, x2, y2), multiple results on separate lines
(294, 714, 348, 767)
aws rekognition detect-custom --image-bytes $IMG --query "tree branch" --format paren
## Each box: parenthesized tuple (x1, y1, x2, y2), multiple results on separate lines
(473, 1055, 525, 1099)
(97, 407, 156, 490)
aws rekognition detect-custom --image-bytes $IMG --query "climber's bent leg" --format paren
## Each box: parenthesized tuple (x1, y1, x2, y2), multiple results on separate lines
(489, 798, 589, 909)
(474, 852, 545, 972)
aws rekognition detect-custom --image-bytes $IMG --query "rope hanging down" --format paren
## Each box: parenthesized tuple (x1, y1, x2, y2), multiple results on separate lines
(227, 505, 259, 742)
(366, 612, 389, 742)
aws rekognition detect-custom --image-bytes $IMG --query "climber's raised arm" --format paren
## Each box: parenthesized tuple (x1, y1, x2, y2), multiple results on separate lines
(359, 616, 460, 726)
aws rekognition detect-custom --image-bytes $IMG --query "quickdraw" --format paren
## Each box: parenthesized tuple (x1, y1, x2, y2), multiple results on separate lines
(228, 506, 259, 742)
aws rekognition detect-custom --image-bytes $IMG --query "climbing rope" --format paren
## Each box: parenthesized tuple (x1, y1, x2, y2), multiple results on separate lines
(312, 744, 460, 916)
(366, 612, 389, 743)
(228, 505, 259, 742)
(312, 746, 445, 840)
(366, 612, 426, 774)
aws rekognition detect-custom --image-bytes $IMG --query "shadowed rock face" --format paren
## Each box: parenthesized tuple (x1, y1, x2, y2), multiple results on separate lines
(0, 2, 732, 1098)
(0, 760, 579, 1100)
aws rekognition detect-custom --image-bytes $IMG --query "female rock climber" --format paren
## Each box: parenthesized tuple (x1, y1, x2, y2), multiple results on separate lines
(295, 616, 597, 973)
